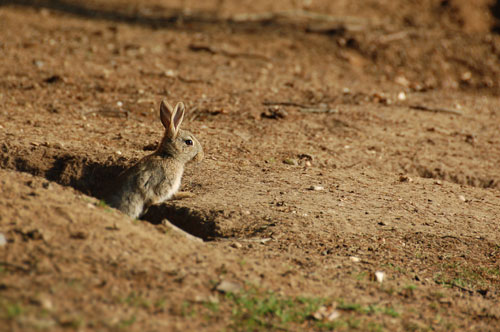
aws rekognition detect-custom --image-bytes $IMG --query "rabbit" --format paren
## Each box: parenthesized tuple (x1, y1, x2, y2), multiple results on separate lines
(106, 99, 203, 219)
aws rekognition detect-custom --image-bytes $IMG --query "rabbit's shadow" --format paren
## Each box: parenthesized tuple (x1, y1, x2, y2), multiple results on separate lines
(142, 203, 221, 241)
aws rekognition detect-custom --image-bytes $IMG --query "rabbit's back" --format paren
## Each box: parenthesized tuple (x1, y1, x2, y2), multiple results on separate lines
(107, 156, 183, 219)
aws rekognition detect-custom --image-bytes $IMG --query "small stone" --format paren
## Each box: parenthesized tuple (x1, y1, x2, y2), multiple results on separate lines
(116, 150, 122, 155)
(33, 60, 44, 68)
(231, 242, 243, 249)
(70, 231, 88, 240)
(374, 271, 385, 283)
(397, 91, 407, 101)
(216, 280, 242, 294)
(399, 175, 413, 182)
(461, 71, 472, 81)
(458, 195, 466, 202)
(0, 233, 6, 246)
(262, 106, 288, 119)
(308, 185, 324, 191)
(395, 75, 410, 87)
(165, 69, 177, 78)
(40, 297, 53, 310)
(312, 305, 340, 321)
(283, 158, 298, 165)
(116, 101, 123, 107)
(259, 238, 272, 244)
(349, 256, 360, 263)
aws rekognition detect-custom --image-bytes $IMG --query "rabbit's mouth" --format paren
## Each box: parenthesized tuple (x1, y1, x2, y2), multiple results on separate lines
(193, 150, 204, 163)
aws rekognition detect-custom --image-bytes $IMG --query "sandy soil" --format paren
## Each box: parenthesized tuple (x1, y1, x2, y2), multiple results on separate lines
(1, 0, 500, 331)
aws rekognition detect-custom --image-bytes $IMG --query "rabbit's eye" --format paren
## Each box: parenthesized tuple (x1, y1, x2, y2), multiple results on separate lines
(185, 139, 193, 146)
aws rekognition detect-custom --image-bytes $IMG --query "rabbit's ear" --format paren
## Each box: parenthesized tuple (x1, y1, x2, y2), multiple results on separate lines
(160, 99, 174, 129)
(172, 102, 185, 131)
(166, 102, 184, 138)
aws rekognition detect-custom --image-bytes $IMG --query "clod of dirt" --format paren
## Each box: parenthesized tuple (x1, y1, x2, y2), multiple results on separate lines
(0, 233, 6, 246)
(261, 106, 288, 119)
(312, 305, 341, 321)
(43, 75, 63, 84)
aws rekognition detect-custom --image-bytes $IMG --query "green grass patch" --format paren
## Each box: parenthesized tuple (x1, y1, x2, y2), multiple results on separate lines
(337, 300, 400, 318)
(117, 315, 136, 329)
(184, 286, 402, 331)
(96, 200, 113, 212)
(4, 302, 24, 319)
(120, 292, 152, 309)
(225, 289, 324, 330)
(434, 263, 499, 291)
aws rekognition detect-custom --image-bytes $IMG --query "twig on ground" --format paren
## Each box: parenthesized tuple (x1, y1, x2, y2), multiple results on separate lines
(177, 75, 212, 84)
(262, 100, 313, 108)
(263, 101, 337, 114)
(450, 283, 475, 294)
(300, 108, 338, 114)
(238, 238, 272, 243)
(231, 10, 365, 24)
(85, 109, 130, 118)
(440, 235, 463, 242)
(0, 261, 30, 273)
(188, 44, 269, 61)
(409, 104, 462, 116)
(230, 10, 368, 32)
(377, 30, 414, 44)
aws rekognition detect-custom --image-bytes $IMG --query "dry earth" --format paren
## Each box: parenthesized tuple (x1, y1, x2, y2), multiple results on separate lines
(1, 0, 500, 331)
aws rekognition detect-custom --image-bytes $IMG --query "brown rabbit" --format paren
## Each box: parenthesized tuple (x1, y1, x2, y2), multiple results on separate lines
(107, 99, 203, 219)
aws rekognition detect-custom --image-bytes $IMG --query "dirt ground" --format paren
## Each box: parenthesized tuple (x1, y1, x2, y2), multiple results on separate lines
(1, 0, 500, 331)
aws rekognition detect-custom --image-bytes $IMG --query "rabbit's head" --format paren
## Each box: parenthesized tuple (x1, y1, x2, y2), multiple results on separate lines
(157, 99, 203, 164)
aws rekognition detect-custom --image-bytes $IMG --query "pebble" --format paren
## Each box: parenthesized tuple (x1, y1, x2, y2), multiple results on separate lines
(308, 185, 324, 191)
(33, 60, 44, 68)
(231, 242, 243, 249)
(165, 69, 177, 78)
(283, 158, 298, 165)
(0, 233, 6, 246)
(399, 175, 413, 182)
(312, 305, 341, 321)
(374, 271, 385, 283)
(349, 256, 360, 263)
(395, 75, 410, 87)
(458, 195, 466, 202)
(397, 91, 407, 101)
(216, 280, 242, 294)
